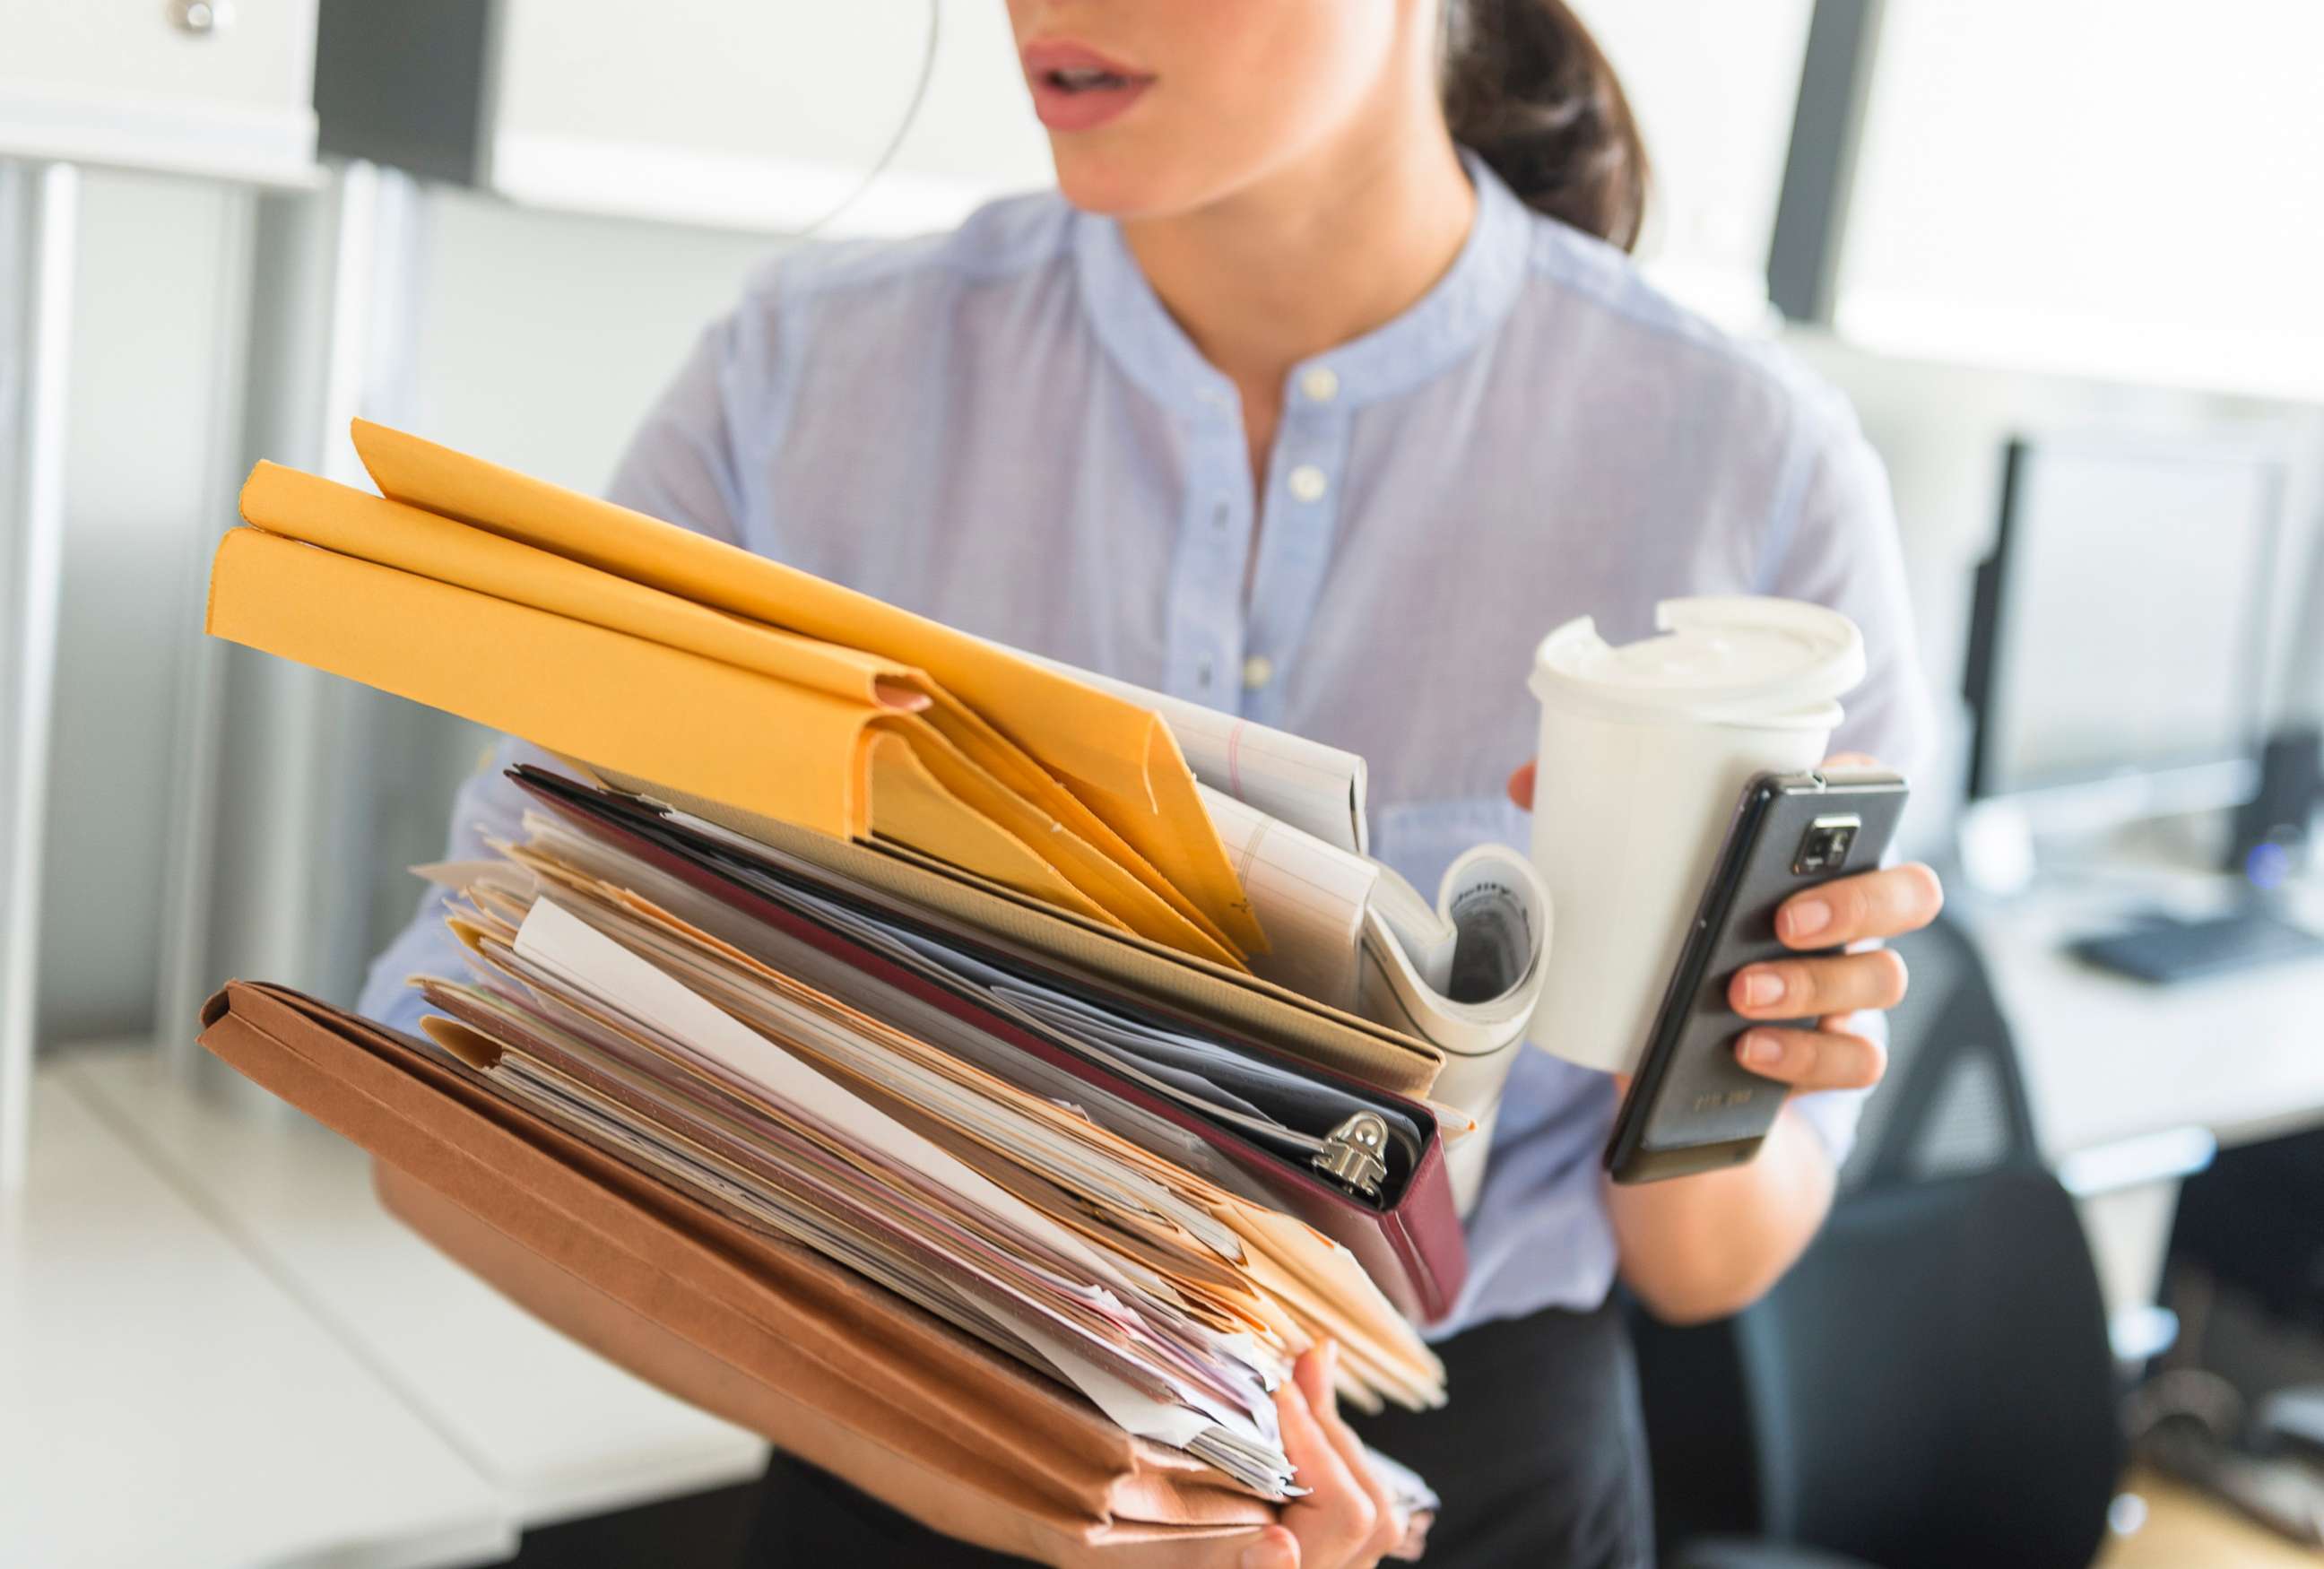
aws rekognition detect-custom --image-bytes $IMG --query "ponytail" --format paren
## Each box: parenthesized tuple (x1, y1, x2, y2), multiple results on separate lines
(1443, 0, 1650, 251)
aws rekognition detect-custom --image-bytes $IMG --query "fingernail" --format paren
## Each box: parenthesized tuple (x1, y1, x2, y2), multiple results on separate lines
(1740, 1031, 1782, 1068)
(1739, 968, 1784, 1008)
(1785, 899, 1832, 940)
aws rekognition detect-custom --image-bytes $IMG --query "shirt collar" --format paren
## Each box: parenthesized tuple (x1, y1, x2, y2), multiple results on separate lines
(1073, 149, 1534, 418)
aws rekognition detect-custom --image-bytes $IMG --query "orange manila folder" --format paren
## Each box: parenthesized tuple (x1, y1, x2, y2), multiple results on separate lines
(346, 419, 1267, 959)
(210, 455, 1252, 967)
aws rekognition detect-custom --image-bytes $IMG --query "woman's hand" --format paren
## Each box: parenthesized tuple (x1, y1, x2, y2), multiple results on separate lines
(1506, 753, 1943, 1094)
(1235, 1343, 1410, 1569)
(1513, 750, 1947, 1322)
(1720, 853, 1942, 1090)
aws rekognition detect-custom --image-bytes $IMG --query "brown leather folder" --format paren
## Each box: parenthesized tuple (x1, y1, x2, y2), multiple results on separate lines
(196, 980, 1277, 1566)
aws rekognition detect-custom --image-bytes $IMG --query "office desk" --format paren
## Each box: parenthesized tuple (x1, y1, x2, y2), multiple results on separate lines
(1956, 868, 2324, 1330)
(4, 1047, 767, 1569)
(0, 1070, 507, 1569)
(1962, 871, 2324, 1162)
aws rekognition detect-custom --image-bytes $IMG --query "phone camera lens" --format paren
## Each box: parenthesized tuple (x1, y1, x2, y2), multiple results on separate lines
(1793, 821, 1859, 876)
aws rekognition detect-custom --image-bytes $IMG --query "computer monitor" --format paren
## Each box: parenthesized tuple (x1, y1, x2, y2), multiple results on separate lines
(1964, 434, 2285, 830)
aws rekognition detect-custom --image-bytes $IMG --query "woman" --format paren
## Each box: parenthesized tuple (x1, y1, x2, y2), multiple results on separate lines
(361, 1, 1945, 1563)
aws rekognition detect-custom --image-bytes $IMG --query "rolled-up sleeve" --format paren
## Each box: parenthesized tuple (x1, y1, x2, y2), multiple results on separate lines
(1758, 399, 1939, 1167)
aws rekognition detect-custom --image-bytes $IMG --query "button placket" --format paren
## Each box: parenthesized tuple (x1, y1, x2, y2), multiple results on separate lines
(1241, 389, 1355, 725)
(1209, 488, 1249, 702)
(1164, 394, 1251, 707)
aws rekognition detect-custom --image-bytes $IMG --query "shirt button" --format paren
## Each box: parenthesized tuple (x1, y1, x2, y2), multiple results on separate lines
(1300, 366, 1340, 403)
(1242, 654, 1275, 691)
(1288, 464, 1328, 503)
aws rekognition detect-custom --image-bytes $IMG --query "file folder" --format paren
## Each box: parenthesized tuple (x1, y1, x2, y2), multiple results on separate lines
(505, 766, 1468, 1324)
(353, 419, 1267, 960)
(197, 983, 1286, 1565)
(211, 445, 1257, 968)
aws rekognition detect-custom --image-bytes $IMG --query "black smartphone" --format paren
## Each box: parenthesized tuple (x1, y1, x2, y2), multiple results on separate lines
(1604, 767, 1909, 1184)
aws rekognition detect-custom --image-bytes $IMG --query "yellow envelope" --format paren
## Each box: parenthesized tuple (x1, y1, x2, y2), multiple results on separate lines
(862, 730, 1118, 929)
(233, 461, 1244, 967)
(886, 722, 1238, 965)
(238, 464, 928, 710)
(906, 692, 1243, 962)
(208, 527, 873, 831)
(349, 419, 1268, 958)
(209, 526, 1153, 932)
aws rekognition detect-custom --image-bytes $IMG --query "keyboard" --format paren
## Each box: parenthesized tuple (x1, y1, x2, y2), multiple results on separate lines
(2072, 908, 2324, 984)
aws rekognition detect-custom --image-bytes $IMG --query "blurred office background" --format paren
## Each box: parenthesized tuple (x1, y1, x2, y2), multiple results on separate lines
(4, 3, 2324, 1566)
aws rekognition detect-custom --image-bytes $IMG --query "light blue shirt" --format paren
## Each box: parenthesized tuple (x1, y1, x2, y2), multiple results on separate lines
(359, 155, 1935, 1339)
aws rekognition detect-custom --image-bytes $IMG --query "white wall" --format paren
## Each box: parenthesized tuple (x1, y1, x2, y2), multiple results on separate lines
(489, 0, 1051, 235)
(1572, 0, 1813, 325)
(36, 169, 247, 1042)
(1838, 0, 2324, 403)
(31, 171, 786, 1043)
(402, 187, 782, 491)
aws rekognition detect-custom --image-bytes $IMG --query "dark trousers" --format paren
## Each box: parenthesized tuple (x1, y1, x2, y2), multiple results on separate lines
(741, 1297, 1652, 1567)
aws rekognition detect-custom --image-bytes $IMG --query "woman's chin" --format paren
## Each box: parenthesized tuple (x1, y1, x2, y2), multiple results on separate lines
(1047, 151, 1214, 221)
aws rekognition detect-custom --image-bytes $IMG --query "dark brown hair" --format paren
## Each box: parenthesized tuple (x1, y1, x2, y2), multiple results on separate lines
(1443, 0, 1650, 251)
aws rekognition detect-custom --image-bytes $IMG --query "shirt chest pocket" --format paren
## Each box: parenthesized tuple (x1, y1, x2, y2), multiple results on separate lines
(1370, 794, 1532, 903)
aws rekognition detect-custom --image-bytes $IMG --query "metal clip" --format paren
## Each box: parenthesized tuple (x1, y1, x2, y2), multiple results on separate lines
(1313, 1112, 1390, 1199)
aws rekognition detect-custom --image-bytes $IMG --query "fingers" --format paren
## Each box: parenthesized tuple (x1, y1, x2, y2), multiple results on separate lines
(1383, 1512, 1435, 1563)
(1776, 863, 1944, 949)
(1730, 947, 1908, 1021)
(1508, 759, 1536, 811)
(1735, 1020, 1888, 1090)
(1273, 1349, 1383, 1568)
(1236, 1526, 1300, 1569)
(1293, 1345, 1405, 1565)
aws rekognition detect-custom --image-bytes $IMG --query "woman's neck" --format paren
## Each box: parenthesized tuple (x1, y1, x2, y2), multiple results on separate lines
(1123, 127, 1475, 399)
(1120, 92, 1474, 498)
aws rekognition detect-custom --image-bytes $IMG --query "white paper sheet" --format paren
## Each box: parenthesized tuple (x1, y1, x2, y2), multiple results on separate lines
(513, 897, 1133, 1295)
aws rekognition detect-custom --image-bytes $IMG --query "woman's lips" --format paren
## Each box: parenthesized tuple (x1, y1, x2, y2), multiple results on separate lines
(1021, 39, 1155, 133)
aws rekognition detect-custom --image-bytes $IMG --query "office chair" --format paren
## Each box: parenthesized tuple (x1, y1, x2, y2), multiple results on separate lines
(1638, 915, 2122, 1569)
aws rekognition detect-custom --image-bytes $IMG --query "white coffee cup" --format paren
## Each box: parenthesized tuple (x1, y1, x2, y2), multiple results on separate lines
(1524, 597, 1866, 1076)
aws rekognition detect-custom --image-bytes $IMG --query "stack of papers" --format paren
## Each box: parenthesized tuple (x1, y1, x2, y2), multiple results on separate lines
(198, 983, 1383, 1563)
(193, 424, 1565, 1554)
(411, 785, 1448, 1493)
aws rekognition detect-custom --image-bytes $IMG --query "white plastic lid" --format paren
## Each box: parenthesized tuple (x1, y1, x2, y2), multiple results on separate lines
(1529, 596, 1867, 724)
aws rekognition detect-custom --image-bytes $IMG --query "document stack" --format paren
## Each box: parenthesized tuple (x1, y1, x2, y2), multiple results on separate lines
(197, 423, 1555, 1562)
